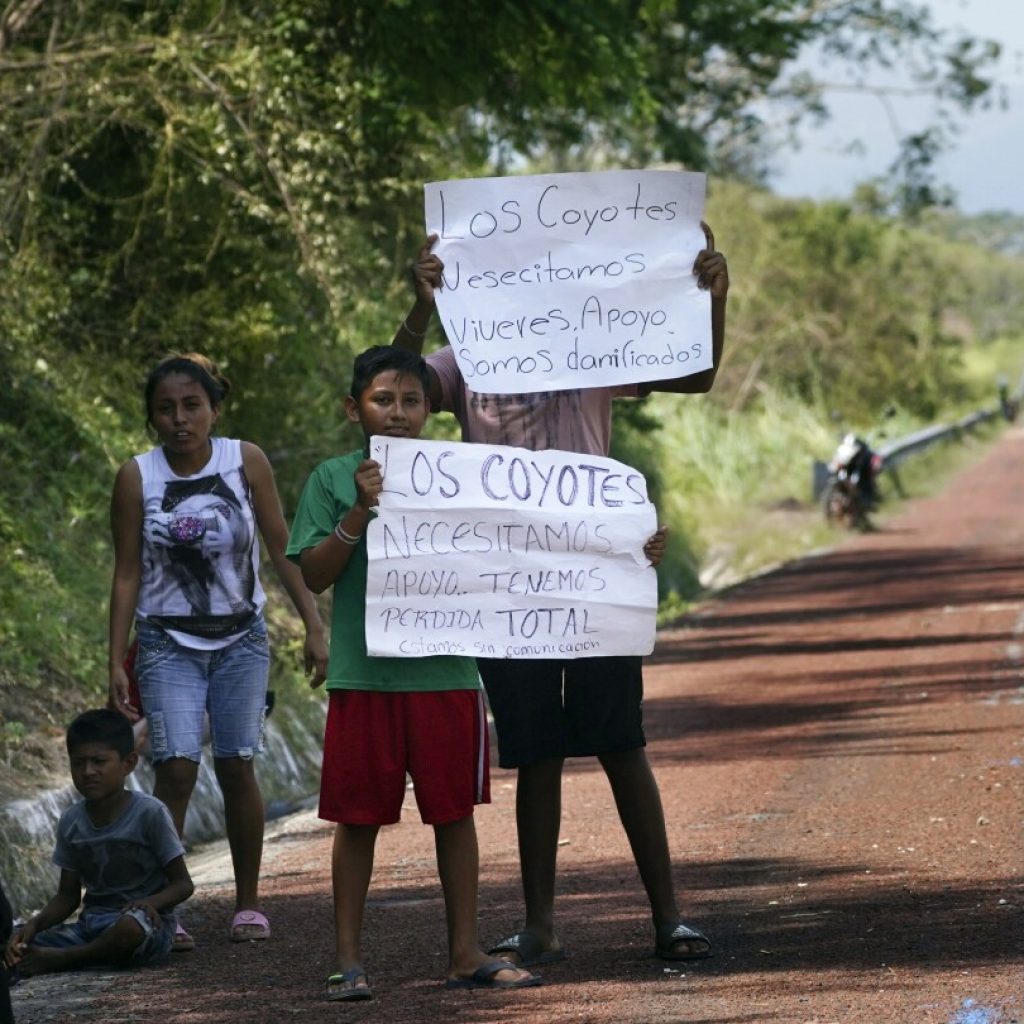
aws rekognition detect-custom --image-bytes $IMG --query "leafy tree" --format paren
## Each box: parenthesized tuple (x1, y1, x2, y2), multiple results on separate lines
(0, 0, 1011, 719)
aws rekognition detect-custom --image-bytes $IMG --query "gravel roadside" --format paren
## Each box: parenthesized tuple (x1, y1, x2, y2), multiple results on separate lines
(11, 428, 1024, 1024)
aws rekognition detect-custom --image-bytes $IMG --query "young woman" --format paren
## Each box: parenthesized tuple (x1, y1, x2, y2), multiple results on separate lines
(108, 353, 328, 950)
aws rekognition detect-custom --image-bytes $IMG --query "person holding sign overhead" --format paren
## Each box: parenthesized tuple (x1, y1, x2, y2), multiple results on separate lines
(393, 211, 728, 966)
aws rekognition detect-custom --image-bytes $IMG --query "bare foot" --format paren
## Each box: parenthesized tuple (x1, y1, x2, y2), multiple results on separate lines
(17, 945, 74, 977)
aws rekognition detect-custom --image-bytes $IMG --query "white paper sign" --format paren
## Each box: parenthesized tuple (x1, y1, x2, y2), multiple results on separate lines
(365, 437, 658, 659)
(424, 169, 711, 394)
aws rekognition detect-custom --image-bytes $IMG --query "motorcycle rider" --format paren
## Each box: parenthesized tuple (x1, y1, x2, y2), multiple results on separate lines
(834, 432, 879, 509)
(848, 435, 879, 507)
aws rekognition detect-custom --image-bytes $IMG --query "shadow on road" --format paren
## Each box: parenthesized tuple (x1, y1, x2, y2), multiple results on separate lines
(659, 545, 1024, 635)
(62, 855, 1018, 1024)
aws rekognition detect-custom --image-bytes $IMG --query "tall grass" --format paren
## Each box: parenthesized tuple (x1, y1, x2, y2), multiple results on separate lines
(648, 386, 837, 605)
(645, 346, 1020, 618)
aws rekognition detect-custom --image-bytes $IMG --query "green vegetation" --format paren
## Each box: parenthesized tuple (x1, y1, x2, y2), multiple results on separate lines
(920, 209, 1024, 258)
(616, 183, 1024, 605)
(1, 1, 1021, 790)
(3, 178, 1023, 790)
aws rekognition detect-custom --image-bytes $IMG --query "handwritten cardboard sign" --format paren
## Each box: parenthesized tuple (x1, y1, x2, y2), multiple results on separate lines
(365, 437, 658, 659)
(424, 169, 710, 394)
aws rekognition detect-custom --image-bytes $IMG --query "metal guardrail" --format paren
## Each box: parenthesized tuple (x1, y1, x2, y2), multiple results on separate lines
(812, 404, 1003, 501)
(876, 408, 998, 468)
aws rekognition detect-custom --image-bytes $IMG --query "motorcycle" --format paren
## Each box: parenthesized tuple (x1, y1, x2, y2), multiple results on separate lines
(822, 432, 883, 530)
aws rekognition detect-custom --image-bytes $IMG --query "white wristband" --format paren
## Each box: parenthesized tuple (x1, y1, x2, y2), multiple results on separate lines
(334, 522, 362, 545)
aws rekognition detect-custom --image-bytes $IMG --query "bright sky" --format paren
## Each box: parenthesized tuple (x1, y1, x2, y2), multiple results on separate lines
(768, 0, 1024, 214)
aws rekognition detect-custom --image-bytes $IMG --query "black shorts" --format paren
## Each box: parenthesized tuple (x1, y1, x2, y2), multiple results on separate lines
(479, 655, 645, 769)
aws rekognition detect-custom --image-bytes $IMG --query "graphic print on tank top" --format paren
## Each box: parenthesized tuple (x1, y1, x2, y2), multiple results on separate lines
(144, 472, 257, 639)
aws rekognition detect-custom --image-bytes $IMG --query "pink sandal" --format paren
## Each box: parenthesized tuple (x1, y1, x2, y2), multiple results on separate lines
(173, 921, 195, 952)
(230, 909, 270, 942)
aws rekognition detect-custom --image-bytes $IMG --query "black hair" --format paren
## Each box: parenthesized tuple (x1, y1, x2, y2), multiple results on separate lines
(144, 352, 231, 424)
(66, 708, 135, 759)
(349, 346, 430, 401)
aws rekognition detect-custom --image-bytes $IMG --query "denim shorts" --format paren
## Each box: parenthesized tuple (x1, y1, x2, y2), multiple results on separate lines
(31, 907, 174, 966)
(134, 617, 270, 763)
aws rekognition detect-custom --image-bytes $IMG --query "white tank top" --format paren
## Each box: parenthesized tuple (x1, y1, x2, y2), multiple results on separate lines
(135, 437, 266, 650)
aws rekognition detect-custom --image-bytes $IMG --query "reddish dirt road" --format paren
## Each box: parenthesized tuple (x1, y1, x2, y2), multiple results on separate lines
(13, 428, 1024, 1024)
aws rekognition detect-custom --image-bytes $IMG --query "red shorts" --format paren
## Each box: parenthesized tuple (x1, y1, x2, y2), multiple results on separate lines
(319, 689, 490, 826)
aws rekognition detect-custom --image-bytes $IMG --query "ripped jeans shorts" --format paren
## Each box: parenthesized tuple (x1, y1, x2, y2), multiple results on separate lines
(134, 617, 270, 763)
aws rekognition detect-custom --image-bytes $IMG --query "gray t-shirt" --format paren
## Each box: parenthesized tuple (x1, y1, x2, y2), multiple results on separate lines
(428, 345, 638, 455)
(54, 791, 185, 911)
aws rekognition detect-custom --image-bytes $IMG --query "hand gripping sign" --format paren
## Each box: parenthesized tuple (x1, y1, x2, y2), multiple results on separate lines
(425, 168, 711, 393)
(365, 437, 658, 659)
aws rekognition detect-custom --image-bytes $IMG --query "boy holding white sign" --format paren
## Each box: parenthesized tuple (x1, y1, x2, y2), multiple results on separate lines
(393, 212, 728, 966)
(285, 346, 541, 1001)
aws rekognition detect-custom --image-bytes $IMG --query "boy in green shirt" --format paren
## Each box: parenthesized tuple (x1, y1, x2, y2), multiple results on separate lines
(287, 346, 540, 1001)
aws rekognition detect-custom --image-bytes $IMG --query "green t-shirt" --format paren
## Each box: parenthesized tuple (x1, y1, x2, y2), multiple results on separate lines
(286, 450, 480, 693)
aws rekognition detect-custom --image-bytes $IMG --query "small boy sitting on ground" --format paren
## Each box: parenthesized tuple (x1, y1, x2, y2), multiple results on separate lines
(286, 346, 541, 1001)
(3, 709, 193, 977)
